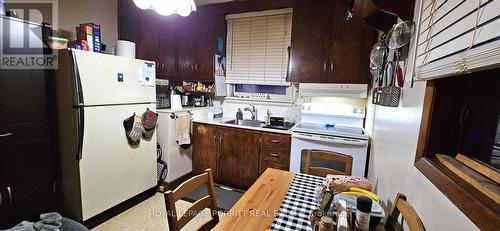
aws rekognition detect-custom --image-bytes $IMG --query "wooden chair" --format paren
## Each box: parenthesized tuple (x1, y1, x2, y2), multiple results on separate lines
(304, 150, 353, 176)
(164, 169, 219, 231)
(383, 193, 425, 231)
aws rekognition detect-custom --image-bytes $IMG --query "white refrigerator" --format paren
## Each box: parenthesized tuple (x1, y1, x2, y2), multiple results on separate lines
(55, 49, 157, 222)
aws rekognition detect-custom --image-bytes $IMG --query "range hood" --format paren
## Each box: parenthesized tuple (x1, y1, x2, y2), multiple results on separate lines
(299, 83, 368, 98)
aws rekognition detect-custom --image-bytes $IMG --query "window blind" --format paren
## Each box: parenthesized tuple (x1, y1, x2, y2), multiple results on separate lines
(413, 0, 500, 80)
(226, 9, 292, 86)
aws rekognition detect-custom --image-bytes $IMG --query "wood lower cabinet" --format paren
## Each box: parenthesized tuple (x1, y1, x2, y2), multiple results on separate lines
(259, 134, 291, 174)
(192, 123, 291, 189)
(192, 124, 219, 177)
(217, 127, 261, 189)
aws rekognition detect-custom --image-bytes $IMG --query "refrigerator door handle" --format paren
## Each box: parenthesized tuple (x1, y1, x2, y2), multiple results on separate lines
(70, 51, 84, 107)
(76, 107, 85, 160)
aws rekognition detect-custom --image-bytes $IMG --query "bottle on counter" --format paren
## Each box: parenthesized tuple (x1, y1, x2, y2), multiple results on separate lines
(236, 109, 243, 121)
(355, 196, 372, 231)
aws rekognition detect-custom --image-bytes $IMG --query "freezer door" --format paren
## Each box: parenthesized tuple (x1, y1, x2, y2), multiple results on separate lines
(79, 104, 157, 220)
(72, 49, 156, 106)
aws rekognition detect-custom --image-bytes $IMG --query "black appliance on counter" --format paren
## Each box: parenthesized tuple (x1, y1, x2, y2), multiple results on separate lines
(156, 86, 171, 109)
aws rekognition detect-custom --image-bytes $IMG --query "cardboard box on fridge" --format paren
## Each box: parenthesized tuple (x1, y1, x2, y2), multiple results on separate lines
(76, 23, 101, 52)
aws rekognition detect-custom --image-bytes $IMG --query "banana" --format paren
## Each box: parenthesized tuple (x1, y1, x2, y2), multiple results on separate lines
(339, 188, 381, 203)
(350, 187, 381, 203)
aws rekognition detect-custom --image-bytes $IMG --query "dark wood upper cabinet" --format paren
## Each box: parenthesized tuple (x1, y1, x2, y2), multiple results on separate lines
(158, 17, 179, 79)
(290, 0, 333, 83)
(137, 10, 160, 63)
(176, 15, 200, 81)
(118, 0, 217, 81)
(290, 0, 376, 84)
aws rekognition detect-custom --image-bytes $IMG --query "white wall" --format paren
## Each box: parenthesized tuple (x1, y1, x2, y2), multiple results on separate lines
(57, 0, 117, 46)
(366, 0, 479, 230)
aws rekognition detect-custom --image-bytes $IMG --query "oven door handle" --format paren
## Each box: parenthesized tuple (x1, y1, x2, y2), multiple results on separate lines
(292, 133, 368, 146)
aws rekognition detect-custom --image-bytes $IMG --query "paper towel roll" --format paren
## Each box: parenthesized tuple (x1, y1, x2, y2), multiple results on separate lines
(116, 40, 136, 58)
(170, 95, 182, 110)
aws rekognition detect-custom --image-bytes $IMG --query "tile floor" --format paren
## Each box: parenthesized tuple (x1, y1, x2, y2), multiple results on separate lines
(91, 193, 219, 231)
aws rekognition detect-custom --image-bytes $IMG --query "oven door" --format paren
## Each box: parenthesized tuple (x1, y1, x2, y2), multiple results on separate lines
(290, 132, 369, 177)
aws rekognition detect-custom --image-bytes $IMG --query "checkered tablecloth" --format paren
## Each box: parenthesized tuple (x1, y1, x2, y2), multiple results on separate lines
(270, 173, 325, 231)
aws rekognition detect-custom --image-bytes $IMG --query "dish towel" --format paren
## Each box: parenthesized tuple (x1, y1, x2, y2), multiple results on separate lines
(175, 112, 191, 145)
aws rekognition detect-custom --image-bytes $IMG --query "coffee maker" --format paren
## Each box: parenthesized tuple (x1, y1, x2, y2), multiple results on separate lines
(156, 85, 171, 109)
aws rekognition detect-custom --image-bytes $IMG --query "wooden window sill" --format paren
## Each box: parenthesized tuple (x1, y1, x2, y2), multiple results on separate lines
(415, 158, 500, 231)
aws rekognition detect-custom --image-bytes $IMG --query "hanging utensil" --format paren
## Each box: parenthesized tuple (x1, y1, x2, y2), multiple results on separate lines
(370, 35, 388, 68)
(386, 21, 415, 49)
(386, 21, 415, 88)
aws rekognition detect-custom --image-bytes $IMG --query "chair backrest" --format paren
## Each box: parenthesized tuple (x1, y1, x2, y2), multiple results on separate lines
(164, 169, 219, 231)
(304, 150, 353, 177)
(385, 193, 425, 231)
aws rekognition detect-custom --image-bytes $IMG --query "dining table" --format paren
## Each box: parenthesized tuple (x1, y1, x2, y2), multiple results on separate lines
(213, 168, 326, 231)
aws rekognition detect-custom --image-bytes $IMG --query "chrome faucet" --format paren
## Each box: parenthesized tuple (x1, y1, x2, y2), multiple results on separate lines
(244, 104, 258, 120)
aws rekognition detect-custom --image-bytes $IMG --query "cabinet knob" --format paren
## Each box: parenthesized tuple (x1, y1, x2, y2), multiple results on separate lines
(330, 61, 334, 72)
(219, 136, 222, 144)
(7, 186, 12, 204)
(271, 139, 280, 143)
(270, 153, 280, 157)
(213, 135, 217, 144)
(0, 133, 13, 137)
(323, 62, 327, 71)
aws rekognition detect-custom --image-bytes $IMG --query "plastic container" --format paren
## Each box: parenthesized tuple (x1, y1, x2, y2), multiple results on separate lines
(47, 36, 69, 49)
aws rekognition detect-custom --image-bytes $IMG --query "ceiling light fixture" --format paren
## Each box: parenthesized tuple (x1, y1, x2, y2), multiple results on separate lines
(133, 0, 196, 17)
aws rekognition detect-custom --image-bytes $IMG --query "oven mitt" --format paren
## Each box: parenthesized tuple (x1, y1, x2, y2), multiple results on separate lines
(142, 109, 158, 140)
(123, 114, 142, 145)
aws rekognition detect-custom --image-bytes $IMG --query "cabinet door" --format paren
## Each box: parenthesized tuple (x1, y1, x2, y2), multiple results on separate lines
(328, 0, 376, 84)
(117, 0, 140, 43)
(0, 141, 55, 228)
(192, 124, 218, 177)
(176, 15, 199, 81)
(217, 127, 260, 189)
(0, 69, 48, 126)
(158, 17, 178, 79)
(289, 0, 333, 83)
(196, 10, 216, 81)
(137, 11, 160, 65)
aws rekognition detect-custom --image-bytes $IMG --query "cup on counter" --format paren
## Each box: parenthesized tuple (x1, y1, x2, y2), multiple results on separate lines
(207, 111, 215, 119)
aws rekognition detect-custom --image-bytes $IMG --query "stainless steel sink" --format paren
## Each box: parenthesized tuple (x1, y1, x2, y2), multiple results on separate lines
(223, 119, 262, 128)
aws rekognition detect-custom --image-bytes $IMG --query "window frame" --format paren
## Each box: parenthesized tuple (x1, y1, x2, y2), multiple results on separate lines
(414, 82, 500, 231)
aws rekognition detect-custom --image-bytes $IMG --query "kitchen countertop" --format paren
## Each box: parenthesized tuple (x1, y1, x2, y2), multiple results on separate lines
(193, 117, 293, 135)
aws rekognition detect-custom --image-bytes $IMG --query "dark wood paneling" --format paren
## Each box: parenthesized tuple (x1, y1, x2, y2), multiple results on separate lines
(289, 0, 332, 83)
(192, 123, 218, 177)
(217, 127, 260, 189)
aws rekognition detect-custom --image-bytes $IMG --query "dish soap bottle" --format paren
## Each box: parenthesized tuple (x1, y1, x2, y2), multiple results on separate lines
(236, 109, 243, 121)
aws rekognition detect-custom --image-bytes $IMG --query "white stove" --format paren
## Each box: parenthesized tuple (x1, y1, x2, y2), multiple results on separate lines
(290, 103, 370, 177)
